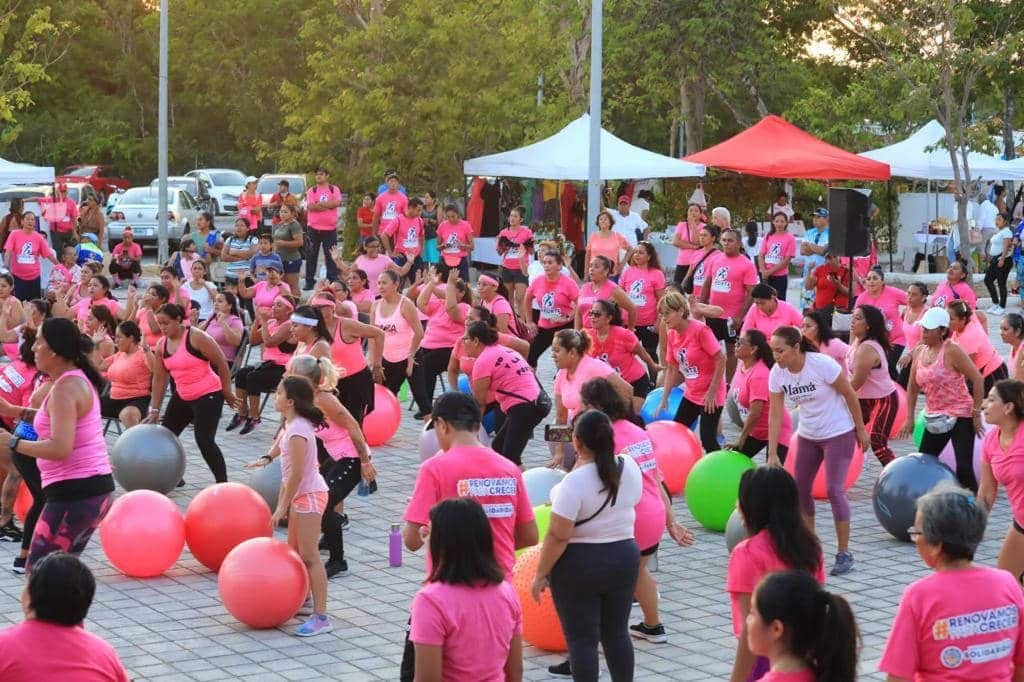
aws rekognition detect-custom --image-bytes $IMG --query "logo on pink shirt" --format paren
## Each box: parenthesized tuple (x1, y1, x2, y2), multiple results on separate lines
(711, 266, 732, 292)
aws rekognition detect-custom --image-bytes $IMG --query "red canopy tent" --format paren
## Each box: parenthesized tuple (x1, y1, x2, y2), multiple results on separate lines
(684, 115, 890, 181)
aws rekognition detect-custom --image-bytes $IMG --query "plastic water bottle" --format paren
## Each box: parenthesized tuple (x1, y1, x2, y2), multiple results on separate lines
(357, 479, 370, 497)
(388, 523, 402, 567)
(13, 420, 38, 441)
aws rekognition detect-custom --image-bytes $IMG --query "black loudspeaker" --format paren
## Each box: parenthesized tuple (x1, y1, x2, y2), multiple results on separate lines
(829, 188, 871, 257)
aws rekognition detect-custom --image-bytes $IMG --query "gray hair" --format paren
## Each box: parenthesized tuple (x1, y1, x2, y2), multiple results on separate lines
(286, 354, 338, 393)
(916, 484, 987, 561)
(711, 206, 731, 226)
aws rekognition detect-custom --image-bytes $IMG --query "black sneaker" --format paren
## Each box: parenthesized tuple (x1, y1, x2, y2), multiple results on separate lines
(12, 556, 26, 574)
(0, 520, 23, 543)
(340, 513, 350, 531)
(239, 417, 260, 435)
(548, 660, 571, 677)
(325, 559, 348, 578)
(629, 621, 668, 643)
(225, 413, 245, 432)
(303, 283, 315, 291)
(413, 411, 425, 420)
(318, 534, 328, 551)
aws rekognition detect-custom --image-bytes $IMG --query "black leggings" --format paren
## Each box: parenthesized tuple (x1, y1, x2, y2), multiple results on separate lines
(919, 417, 978, 492)
(162, 390, 227, 483)
(984, 363, 1010, 395)
(550, 539, 640, 682)
(673, 397, 723, 453)
(764, 274, 788, 301)
(319, 456, 361, 564)
(672, 264, 690, 285)
(411, 346, 453, 415)
(985, 254, 1012, 307)
(635, 325, 659, 379)
(491, 400, 550, 466)
(887, 344, 905, 382)
(736, 437, 788, 464)
(11, 452, 42, 552)
(527, 323, 572, 367)
(381, 358, 409, 396)
(337, 366, 375, 426)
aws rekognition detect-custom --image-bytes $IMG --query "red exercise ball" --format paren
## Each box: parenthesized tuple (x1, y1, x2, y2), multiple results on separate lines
(219, 537, 309, 629)
(784, 433, 864, 500)
(185, 483, 272, 571)
(511, 546, 567, 652)
(100, 490, 185, 578)
(646, 420, 702, 495)
(13, 481, 31, 523)
(364, 384, 401, 447)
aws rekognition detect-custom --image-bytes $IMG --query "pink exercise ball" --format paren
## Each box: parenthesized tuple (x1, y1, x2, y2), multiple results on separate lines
(784, 433, 864, 500)
(646, 420, 702, 495)
(100, 490, 185, 578)
(364, 384, 402, 446)
(218, 537, 309, 628)
(185, 483, 272, 571)
(937, 421, 991, 483)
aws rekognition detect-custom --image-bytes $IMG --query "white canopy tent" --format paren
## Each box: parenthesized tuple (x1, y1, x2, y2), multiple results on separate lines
(463, 114, 705, 180)
(0, 157, 54, 185)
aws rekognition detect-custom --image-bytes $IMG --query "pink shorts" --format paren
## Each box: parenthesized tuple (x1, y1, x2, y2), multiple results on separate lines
(291, 491, 328, 515)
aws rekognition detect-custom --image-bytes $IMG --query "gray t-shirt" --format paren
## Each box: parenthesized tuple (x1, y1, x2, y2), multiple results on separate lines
(273, 219, 304, 262)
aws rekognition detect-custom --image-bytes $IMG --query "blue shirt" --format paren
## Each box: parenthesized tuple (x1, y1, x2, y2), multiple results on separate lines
(801, 226, 830, 275)
(249, 252, 283, 281)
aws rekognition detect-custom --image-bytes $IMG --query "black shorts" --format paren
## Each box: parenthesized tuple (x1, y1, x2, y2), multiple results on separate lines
(281, 257, 303, 274)
(640, 542, 659, 557)
(630, 374, 654, 399)
(705, 317, 736, 343)
(101, 394, 150, 420)
(500, 267, 528, 286)
(234, 361, 286, 393)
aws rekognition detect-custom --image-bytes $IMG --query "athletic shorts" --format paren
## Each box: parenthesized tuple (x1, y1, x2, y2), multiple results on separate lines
(291, 491, 329, 515)
(705, 317, 736, 343)
(500, 267, 528, 286)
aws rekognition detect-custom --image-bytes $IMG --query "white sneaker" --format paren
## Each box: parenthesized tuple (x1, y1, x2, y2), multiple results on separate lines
(994, 306, 1006, 315)
(986, 305, 999, 314)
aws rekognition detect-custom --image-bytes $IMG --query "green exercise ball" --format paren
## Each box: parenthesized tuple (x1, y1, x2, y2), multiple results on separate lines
(913, 411, 925, 448)
(684, 450, 756, 531)
(517, 504, 552, 557)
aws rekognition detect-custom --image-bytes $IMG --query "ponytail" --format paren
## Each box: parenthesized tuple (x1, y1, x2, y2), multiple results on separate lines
(287, 354, 339, 393)
(316, 356, 338, 393)
(572, 410, 619, 499)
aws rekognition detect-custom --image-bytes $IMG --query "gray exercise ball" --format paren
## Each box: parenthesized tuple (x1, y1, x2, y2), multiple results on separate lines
(872, 453, 958, 542)
(725, 507, 749, 553)
(725, 393, 743, 428)
(247, 457, 281, 511)
(523, 467, 566, 507)
(109, 424, 187, 494)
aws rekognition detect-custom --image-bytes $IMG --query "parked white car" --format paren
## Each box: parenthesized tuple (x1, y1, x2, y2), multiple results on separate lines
(184, 168, 246, 215)
(106, 186, 201, 251)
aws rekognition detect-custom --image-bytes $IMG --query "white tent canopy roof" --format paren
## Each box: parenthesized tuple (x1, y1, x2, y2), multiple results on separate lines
(858, 120, 1024, 180)
(0, 157, 54, 185)
(464, 114, 705, 180)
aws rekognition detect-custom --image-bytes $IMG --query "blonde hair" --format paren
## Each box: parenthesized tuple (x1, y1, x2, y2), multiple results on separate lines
(287, 354, 339, 393)
(656, 291, 689, 318)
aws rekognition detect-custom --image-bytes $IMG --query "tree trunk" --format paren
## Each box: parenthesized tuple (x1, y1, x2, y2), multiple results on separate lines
(679, 79, 705, 154)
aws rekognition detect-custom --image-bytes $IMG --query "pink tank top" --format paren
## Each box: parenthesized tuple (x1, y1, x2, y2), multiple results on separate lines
(108, 349, 152, 399)
(261, 318, 293, 367)
(377, 297, 414, 363)
(34, 369, 112, 488)
(915, 342, 974, 418)
(317, 408, 358, 461)
(846, 338, 895, 400)
(331, 320, 368, 375)
(161, 329, 221, 401)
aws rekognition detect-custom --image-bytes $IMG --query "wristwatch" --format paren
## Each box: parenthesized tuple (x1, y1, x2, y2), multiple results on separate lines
(8, 435, 21, 454)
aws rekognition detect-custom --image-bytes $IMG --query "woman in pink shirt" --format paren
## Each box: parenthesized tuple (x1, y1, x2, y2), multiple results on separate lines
(66, 275, 122, 332)
(979, 380, 1024, 586)
(930, 258, 978, 309)
(312, 291, 383, 426)
(476, 273, 519, 335)
(99, 320, 153, 428)
(436, 204, 474, 281)
(343, 269, 374, 316)
(847, 305, 899, 466)
(896, 281, 929, 387)
(758, 213, 796, 300)
(1, 318, 114, 571)
(1002, 314, 1024, 382)
(585, 299, 657, 409)
(948, 300, 1008, 394)
(522, 250, 578, 367)
(371, 269, 424, 395)
(575, 255, 635, 331)
(410, 270, 471, 421)
(748, 570, 858, 682)
(226, 296, 295, 435)
(728, 329, 792, 462)
(858, 269, 909, 379)
(351, 237, 394, 297)
(671, 203, 704, 284)
(497, 206, 533, 309)
(585, 211, 630, 276)
(800, 309, 849, 365)
(683, 224, 721, 299)
(446, 306, 529, 387)
(200, 292, 244, 364)
(619, 242, 666, 362)
(3, 211, 56, 301)
(728, 467, 826, 681)
(656, 291, 726, 453)
(246, 376, 332, 637)
(880, 486, 1024, 682)
(410, 497, 523, 681)
(237, 177, 263, 235)
(741, 284, 803, 338)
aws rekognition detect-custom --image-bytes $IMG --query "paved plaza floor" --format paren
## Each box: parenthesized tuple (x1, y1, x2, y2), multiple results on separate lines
(0, 291, 1016, 680)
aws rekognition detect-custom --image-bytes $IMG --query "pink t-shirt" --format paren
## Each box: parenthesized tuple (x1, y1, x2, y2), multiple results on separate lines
(726, 529, 825, 637)
(619, 266, 665, 326)
(760, 232, 797, 272)
(674, 221, 703, 265)
(707, 253, 758, 320)
(577, 280, 619, 330)
(471, 344, 537, 412)
(278, 417, 329, 497)
(404, 445, 534, 577)
(252, 281, 282, 312)
(732, 360, 791, 442)
(410, 581, 521, 682)
(4, 230, 53, 280)
(112, 241, 143, 263)
(879, 566, 1024, 681)
(904, 308, 925, 350)
(666, 319, 726, 406)
(554, 356, 615, 419)
(355, 254, 391, 297)
(527, 275, 578, 329)
(0, 620, 129, 681)
(690, 250, 720, 300)
(983, 426, 1024, 525)
(388, 214, 424, 256)
(373, 190, 409, 236)
(931, 281, 978, 309)
(0, 360, 37, 429)
(483, 295, 518, 334)
(740, 300, 803, 337)
(436, 220, 473, 265)
(819, 337, 850, 366)
(586, 326, 646, 383)
(454, 333, 519, 375)
(859, 286, 909, 345)
(498, 227, 533, 270)
(305, 184, 342, 231)
(421, 300, 470, 350)
(587, 232, 629, 272)
(612, 419, 665, 551)
(953, 317, 1002, 376)
(72, 297, 121, 331)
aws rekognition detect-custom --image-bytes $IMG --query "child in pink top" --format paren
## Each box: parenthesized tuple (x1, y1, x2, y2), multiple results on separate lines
(731, 354, 792, 456)
(979, 382, 1024, 583)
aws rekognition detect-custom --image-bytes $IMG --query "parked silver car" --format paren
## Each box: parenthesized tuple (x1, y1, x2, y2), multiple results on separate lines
(150, 176, 213, 213)
(107, 186, 201, 251)
(184, 168, 246, 215)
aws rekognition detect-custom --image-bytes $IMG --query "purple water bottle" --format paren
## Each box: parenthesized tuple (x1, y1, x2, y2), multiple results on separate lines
(388, 523, 402, 567)
(13, 420, 38, 441)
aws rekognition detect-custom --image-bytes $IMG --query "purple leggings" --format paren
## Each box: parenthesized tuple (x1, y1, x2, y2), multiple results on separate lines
(794, 429, 856, 522)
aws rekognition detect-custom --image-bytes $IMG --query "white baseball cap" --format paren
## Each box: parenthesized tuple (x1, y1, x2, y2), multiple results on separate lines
(245, 176, 257, 184)
(917, 307, 950, 330)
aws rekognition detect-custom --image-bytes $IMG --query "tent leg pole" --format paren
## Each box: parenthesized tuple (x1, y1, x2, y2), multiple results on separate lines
(888, 180, 894, 273)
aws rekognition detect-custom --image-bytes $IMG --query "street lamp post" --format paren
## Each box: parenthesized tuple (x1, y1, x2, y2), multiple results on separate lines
(157, 0, 169, 264)
(586, 0, 602, 244)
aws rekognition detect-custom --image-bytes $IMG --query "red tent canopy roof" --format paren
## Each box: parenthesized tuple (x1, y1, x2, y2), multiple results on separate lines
(684, 115, 891, 181)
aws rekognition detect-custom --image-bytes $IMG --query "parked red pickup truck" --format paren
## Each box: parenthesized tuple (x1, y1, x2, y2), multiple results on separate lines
(55, 165, 132, 202)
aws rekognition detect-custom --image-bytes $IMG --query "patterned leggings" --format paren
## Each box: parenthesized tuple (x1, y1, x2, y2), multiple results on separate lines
(859, 390, 900, 466)
(27, 492, 112, 572)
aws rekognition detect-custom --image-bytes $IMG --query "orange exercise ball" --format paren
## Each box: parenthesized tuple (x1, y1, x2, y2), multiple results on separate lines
(184, 483, 272, 571)
(100, 490, 185, 577)
(363, 384, 401, 446)
(511, 546, 567, 652)
(646, 420, 702, 495)
(218, 537, 309, 628)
